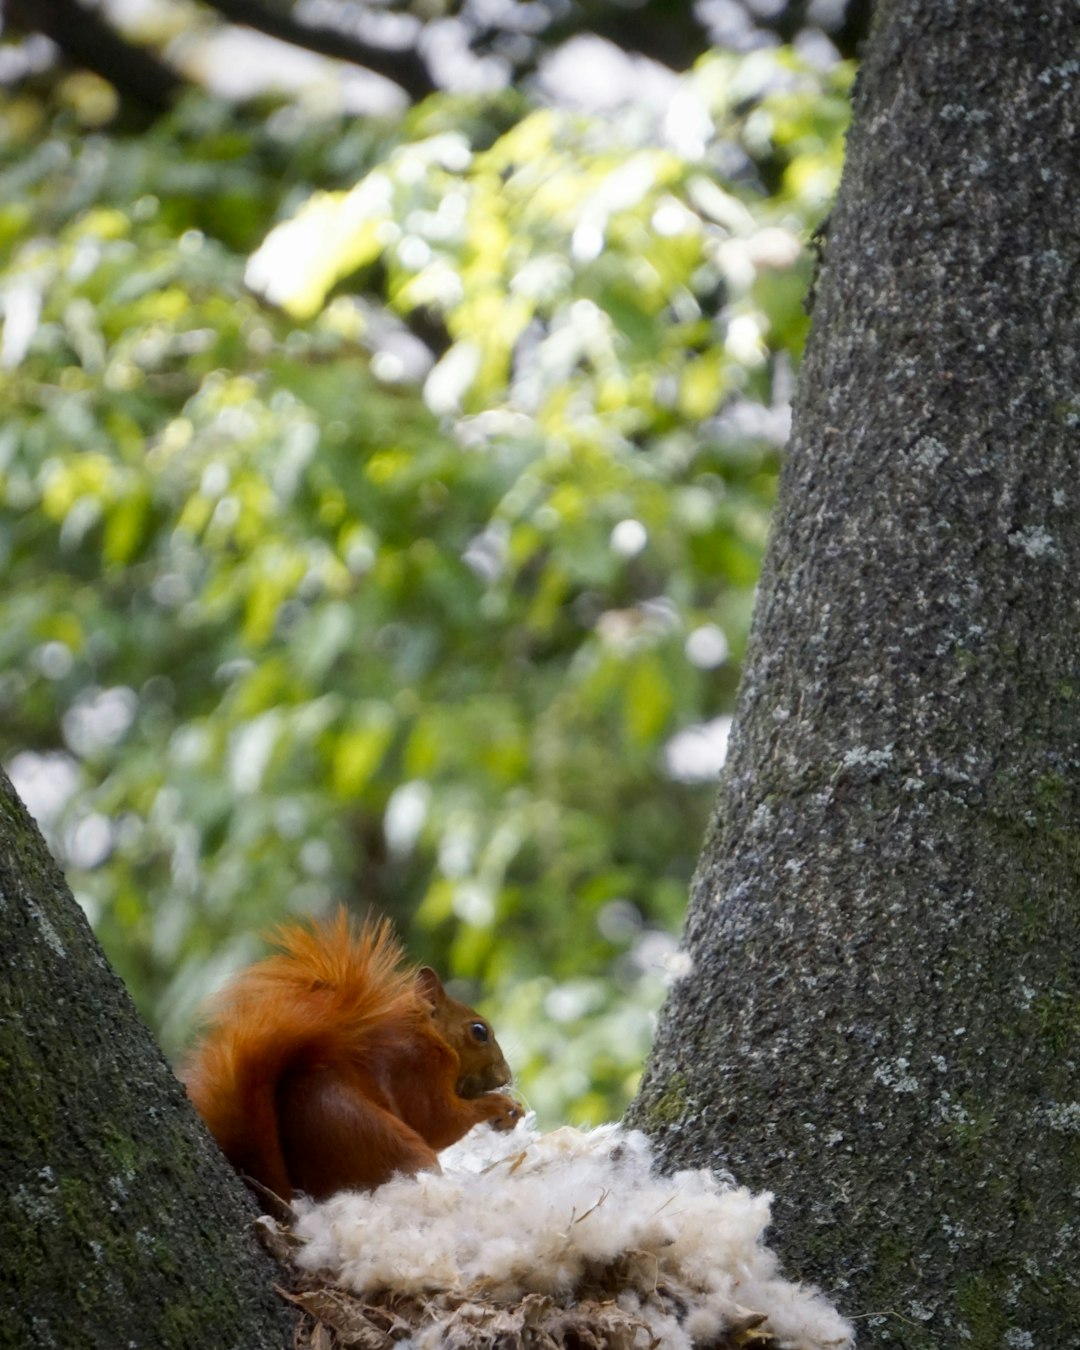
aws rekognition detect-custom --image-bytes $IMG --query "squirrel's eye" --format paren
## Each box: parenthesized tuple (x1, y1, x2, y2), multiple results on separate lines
(470, 1021, 489, 1044)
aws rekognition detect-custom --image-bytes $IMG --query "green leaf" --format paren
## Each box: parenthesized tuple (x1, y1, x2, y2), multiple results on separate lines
(331, 704, 396, 798)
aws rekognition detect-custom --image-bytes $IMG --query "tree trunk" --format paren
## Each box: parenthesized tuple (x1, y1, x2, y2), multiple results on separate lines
(0, 768, 294, 1350)
(629, 3, 1080, 1345)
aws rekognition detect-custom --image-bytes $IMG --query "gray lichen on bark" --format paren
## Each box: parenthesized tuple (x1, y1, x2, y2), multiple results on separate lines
(0, 768, 293, 1350)
(629, 3, 1080, 1345)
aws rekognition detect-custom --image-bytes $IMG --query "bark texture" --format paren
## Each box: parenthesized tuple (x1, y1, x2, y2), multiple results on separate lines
(629, 3, 1080, 1345)
(0, 769, 294, 1350)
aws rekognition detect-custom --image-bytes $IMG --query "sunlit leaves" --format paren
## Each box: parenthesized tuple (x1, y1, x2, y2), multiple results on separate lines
(0, 48, 850, 1123)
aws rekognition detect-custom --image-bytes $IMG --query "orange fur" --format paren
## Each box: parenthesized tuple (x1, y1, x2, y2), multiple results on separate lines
(182, 912, 520, 1201)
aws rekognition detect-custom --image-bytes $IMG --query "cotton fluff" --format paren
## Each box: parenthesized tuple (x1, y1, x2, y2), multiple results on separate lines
(292, 1119, 854, 1350)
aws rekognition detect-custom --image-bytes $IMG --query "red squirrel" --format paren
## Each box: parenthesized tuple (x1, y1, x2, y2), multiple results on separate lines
(181, 911, 522, 1200)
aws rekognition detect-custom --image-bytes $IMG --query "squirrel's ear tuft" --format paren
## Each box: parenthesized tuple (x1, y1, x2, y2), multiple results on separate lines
(417, 966, 445, 1007)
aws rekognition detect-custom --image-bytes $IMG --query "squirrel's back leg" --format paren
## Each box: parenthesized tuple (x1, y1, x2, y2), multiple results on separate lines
(277, 1065, 440, 1199)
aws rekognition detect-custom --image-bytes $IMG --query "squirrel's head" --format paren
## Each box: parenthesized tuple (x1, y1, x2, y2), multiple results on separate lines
(417, 965, 513, 1097)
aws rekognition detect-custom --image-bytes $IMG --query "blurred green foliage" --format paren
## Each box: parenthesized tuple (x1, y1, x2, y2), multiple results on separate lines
(0, 49, 849, 1124)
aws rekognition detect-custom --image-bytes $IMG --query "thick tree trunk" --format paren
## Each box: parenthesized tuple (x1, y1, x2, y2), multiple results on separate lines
(629, 3, 1080, 1345)
(0, 769, 294, 1349)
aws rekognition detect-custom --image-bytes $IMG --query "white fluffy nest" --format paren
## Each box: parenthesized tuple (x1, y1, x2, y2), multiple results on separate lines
(275, 1120, 854, 1350)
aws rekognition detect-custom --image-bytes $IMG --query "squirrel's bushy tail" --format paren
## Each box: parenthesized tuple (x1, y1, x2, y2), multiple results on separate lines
(181, 910, 418, 1195)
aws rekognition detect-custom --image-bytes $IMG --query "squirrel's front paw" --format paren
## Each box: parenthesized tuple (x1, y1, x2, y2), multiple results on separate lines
(483, 1094, 524, 1131)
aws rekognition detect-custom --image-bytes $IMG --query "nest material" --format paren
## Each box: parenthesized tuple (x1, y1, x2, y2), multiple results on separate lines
(257, 1123, 854, 1350)
(276, 1269, 776, 1350)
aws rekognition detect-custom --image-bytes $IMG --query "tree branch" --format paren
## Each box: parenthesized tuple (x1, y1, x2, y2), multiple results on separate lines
(7, 0, 184, 112)
(201, 0, 437, 101)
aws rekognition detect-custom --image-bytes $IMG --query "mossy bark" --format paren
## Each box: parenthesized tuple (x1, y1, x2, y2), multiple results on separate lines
(629, 3, 1080, 1345)
(0, 768, 294, 1350)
